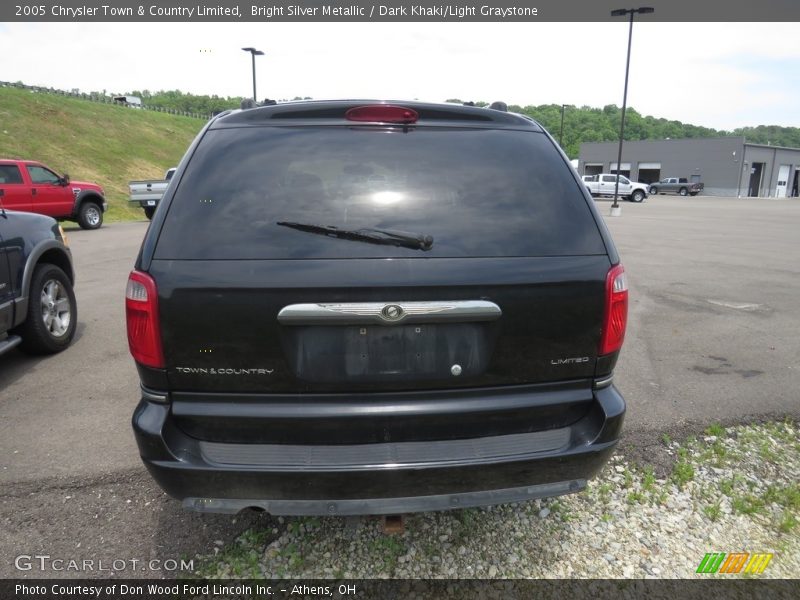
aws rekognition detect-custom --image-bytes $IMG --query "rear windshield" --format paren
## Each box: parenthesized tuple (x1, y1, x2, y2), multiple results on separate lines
(155, 126, 605, 259)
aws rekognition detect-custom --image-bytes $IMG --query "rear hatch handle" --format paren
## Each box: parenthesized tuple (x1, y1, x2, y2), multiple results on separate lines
(277, 300, 502, 326)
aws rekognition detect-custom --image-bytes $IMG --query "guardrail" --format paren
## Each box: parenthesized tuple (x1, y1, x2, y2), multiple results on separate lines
(0, 80, 211, 119)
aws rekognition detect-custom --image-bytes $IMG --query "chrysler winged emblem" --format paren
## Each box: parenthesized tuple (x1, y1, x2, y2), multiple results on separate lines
(380, 304, 405, 321)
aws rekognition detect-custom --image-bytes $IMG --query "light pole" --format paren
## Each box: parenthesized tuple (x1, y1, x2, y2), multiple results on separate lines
(241, 47, 264, 101)
(610, 7, 654, 216)
(559, 104, 566, 147)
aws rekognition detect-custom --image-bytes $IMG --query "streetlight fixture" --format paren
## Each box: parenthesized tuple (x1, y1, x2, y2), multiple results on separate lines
(241, 47, 265, 101)
(609, 6, 654, 217)
(559, 104, 566, 147)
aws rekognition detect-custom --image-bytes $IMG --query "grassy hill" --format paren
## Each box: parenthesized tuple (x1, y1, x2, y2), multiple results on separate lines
(0, 86, 204, 221)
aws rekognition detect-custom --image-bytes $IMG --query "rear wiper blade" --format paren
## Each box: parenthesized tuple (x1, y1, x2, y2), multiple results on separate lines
(277, 221, 433, 251)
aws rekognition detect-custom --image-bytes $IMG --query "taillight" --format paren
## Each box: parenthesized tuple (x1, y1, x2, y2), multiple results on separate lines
(125, 270, 164, 368)
(599, 264, 628, 356)
(345, 105, 418, 124)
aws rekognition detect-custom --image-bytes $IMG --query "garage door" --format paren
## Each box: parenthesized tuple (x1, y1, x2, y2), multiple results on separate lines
(610, 162, 631, 178)
(637, 162, 662, 184)
(584, 163, 603, 176)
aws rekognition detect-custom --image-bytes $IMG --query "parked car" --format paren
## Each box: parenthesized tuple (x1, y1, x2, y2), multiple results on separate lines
(129, 168, 176, 220)
(0, 159, 107, 229)
(583, 173, 648, 203)
(127, 100, 628, 516)
(648, 177, 704, 196)
(0, 209, 76, 356)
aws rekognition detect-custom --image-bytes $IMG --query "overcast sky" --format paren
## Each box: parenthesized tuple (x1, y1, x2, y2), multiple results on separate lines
(1, 22, 799, 131)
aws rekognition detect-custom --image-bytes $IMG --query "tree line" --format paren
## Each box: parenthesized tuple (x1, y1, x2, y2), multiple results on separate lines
(126, 90, 800, 157)
(448, 100, 800, 158)
(126, 90, 313, 116)
(127, 89, 243, 115)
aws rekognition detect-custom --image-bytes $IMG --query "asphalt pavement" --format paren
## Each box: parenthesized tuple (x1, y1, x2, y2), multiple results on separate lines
(1, 196, 798, 577)
(604, 196, 800, 434)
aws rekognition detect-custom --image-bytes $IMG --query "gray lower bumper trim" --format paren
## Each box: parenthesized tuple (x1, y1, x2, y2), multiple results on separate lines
(594, 374, 614, 389)
(141, 385, 168, 403)
(182, 479, 586, 516)
(199, 427, 571, 470)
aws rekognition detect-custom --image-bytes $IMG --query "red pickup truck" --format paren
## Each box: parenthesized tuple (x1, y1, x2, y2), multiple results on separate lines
(0, 159, 107, 229)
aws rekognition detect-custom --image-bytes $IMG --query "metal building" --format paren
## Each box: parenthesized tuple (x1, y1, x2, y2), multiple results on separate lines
(578, 137, 800, 198)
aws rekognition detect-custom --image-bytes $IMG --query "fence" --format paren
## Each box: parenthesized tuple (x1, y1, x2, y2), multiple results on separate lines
(0, 80, 211, 120)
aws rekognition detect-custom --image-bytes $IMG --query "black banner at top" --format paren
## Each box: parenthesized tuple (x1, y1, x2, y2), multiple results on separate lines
(4, 0, 800, 22)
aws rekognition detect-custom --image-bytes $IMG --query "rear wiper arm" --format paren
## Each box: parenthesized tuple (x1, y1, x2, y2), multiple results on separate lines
(277, 221, 433, 251)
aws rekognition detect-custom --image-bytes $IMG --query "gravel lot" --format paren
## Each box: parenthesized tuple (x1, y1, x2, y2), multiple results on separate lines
(195, 421, 799, 580)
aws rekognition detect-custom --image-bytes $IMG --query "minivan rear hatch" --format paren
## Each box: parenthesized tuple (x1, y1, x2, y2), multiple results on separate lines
(149, 121, 611, 394)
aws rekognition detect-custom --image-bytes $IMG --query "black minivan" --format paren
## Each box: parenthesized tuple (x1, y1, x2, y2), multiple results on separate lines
(127, 100, 628, 515)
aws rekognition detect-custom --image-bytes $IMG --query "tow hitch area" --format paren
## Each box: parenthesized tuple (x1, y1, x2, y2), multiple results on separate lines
(383, 514, 405, 535)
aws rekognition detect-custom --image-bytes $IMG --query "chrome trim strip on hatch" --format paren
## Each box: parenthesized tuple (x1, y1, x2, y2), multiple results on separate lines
(277, 300, 502, 325)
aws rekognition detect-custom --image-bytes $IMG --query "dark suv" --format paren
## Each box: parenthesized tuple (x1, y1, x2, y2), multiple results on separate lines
(0, 209, 76, 356)
(127, 101, 628, 516)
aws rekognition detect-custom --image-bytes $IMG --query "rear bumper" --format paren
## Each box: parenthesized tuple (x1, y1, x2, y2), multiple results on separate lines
(132, 384, 624, 516)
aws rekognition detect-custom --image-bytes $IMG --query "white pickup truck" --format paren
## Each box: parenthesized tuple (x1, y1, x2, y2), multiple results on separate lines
(128, 167, 176, 220)
(582, 173, 648, 203)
